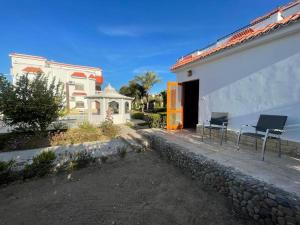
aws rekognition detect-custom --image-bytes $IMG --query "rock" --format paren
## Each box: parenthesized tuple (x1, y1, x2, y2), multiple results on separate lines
(265, 198, 278, 207)
(243, 191, 252, 200)
(277, 217, 286, 225)
(285, 216, 296, 224)
(253, 214, 260, 220)
(264, 218, 273, 225)
(268, 192, 276, 200)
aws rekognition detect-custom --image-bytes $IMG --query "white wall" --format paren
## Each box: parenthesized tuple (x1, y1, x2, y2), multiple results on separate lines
(175, 24, 300, 141)
(10, 54, 102, 112)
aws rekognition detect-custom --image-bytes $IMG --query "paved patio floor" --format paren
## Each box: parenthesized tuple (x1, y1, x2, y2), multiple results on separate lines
(137, 129, 300, 197)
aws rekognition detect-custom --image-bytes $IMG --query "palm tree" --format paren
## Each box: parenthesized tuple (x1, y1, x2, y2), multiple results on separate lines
(135, 72, 161, 111)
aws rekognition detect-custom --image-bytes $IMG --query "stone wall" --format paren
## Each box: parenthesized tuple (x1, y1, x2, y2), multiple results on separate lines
(143, 132, 300, 225)
(0, 139, 130, 166)
(196, 125, 300, 159)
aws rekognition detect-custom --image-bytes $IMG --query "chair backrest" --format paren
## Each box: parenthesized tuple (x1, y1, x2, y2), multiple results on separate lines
(256, 114, 288, 134)
(210, 112, 228, 125)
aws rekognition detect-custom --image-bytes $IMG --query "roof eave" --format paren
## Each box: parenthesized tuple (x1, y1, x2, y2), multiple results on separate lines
(171, 19, 300, 73)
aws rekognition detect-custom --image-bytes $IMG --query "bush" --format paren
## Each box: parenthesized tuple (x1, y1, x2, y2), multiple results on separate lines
(117, 146, 127, 159)
(99, 121, 119, 138)
(145, 113, 161, 128)
(152, 108, 166, 113)
(23, 151, 56, 178)
(0, 160, 19, 184)
(131, 112, 144, 120)
(68, 151, 95, 170)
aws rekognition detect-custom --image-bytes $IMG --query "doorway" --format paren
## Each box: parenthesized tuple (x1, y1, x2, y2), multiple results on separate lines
(182, 80, 199, 129)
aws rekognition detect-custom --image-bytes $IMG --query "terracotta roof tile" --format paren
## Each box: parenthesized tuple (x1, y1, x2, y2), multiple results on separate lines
(95, 76, 103, 84)
(171, 10, 300, 71)
(22, 67, 43, 74)
(71, 72, 86, 78)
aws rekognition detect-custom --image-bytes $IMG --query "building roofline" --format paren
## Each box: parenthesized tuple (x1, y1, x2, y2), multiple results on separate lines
(171, 9, 300, 71)
(9, 52, 102, 71)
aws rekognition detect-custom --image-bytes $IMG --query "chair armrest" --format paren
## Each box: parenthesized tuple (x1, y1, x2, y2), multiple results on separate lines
(269, 128, 285, 133)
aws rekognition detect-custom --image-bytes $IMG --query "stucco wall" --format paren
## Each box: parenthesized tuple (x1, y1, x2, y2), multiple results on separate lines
(175, 24, 300, 141)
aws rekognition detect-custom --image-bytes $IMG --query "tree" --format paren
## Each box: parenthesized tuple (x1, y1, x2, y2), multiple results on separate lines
(160, 90, 167, 108)
(119, 80, 145, 110)
(0, 74, 64, 132)
(0, 74, 12, 113)
(134, 71, 161, 111)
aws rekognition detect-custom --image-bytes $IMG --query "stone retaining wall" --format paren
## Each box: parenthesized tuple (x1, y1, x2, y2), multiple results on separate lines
(143, 132, 300, 225)
(0, 139, 130, 166)
(196, 125, 300, 159)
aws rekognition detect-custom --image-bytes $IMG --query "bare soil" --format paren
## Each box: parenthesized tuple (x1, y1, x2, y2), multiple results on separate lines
(0, 151, 254, 225)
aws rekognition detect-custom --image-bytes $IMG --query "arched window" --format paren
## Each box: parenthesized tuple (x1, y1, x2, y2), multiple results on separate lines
(109, 101, 119, 114)
(95, 101, 100, 115)
(125, 102, 130, 113)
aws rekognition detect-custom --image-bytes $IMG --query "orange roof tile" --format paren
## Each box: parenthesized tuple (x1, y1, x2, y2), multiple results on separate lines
(171, 10, 300, 71)
(95, 76, 103, 84)
(71, 72, 86, 78)
(22, 67, 43, 74)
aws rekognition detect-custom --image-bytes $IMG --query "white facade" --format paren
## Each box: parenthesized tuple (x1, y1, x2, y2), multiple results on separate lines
(86, 84, 133, 124)
(10, 53, 103, 114)
(172, 2, 300, 141)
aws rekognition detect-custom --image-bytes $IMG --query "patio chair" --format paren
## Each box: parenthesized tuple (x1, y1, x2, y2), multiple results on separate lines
(236, 114, 287, 161)
(202, 112, 229, 145)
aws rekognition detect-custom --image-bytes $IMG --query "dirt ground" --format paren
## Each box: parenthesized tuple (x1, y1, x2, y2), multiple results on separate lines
(0, 151, 254, 225)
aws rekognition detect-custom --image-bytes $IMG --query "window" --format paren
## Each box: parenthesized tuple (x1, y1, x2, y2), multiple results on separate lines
(76, 101, 85, 108)
(108, 101, 119, 114)
(125, 102, 130, 113)
(95, 83, 101, 91)
(75, 83, 84, 91)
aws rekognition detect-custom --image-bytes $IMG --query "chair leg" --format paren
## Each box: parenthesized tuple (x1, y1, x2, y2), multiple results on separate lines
(261, 129, 269, 161)
(220, 126, 224, 145)
(209, 126, 212, 140)
(255, 131, 258, 151)
(202, 122, 205, 142)
(278, 138, 281, 158)
(225, 127, 228, 142)
(236, 129, 242, 151)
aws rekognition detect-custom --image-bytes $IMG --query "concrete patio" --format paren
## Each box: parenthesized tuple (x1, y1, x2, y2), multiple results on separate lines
(135, 128, 300, 197)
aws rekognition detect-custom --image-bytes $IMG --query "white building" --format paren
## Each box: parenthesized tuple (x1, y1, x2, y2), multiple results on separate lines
(86, 84, 133, 124)
(10, 53, 103, 114)
(170, 1, 300, 141)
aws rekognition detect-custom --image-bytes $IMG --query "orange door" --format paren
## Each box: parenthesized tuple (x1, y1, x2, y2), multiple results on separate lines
(167, 82, 183, 130)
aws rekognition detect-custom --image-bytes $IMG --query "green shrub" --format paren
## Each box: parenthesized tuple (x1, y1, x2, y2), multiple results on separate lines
(145, 114, 161, 128)
(99, 121, 119, 138)
(0, 160, 19, 184)
(68, 151, 94, 170)
(152, 108, 166, 113)
(23, 151, 56, 178)
(100, 155, 108, 163)
(117, 146, 127, 159)
(131, 112, 144, 120)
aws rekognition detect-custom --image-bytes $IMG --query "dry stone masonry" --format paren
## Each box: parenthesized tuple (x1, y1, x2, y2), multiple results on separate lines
(142, 132, 300, 225)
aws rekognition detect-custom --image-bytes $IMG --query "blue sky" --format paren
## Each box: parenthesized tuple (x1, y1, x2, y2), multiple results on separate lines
(0, 0, 288, 93)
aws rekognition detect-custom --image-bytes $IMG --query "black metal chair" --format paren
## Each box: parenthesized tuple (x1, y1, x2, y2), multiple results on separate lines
(202, 112, 229, 145)
(236, 114, 288, 161)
